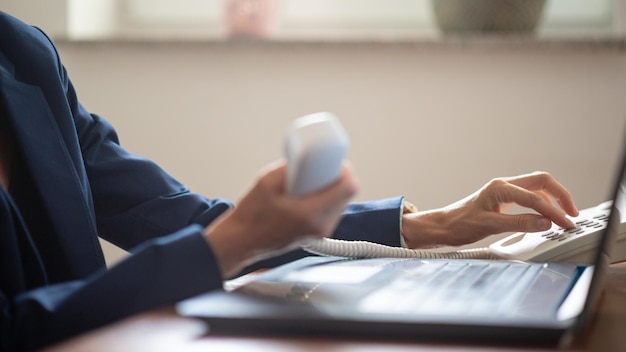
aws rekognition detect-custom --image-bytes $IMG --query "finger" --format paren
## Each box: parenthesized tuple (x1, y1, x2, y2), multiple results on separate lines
(506, 172, 579, 217)
(498, 183, 575, 229)
(536, 190, 552, 204)
(250, 160, 288, 196)
(555, 193, 579, 218)
(489, 213, 553, 233)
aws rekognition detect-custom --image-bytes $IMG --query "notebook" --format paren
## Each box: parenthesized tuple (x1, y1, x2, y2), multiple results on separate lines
(177, 133, 626, 347)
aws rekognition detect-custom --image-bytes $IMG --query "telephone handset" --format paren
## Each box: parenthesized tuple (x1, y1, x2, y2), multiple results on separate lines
(285, 112, 349, 196)
(285, 113, 626, 264)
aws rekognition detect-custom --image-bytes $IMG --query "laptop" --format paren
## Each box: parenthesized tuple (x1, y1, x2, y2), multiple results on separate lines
(177, 133, 626, 347)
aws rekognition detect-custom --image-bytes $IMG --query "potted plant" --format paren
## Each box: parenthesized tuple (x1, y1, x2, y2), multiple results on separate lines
(432, 0, 547, 33)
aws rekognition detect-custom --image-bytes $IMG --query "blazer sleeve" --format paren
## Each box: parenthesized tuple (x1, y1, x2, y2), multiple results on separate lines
(76, 107, 234, 250)
(58, 37, 234, 250)
(1, 225, 224, 351)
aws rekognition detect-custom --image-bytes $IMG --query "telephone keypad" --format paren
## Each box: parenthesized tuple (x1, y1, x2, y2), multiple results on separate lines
(540, 212, 610, 242)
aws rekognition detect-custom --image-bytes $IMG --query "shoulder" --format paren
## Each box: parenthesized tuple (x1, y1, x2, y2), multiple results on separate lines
(0, 11, 64, 80)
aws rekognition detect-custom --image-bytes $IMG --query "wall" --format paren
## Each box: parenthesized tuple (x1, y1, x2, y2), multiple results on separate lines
(54, 41, 626, 264)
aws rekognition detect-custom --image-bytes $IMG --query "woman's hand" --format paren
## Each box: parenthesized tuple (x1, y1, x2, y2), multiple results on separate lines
(204, 160, 358, 277)
(401, 171, 579, 248)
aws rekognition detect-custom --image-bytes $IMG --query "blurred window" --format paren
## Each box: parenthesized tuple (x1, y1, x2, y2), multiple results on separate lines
(67, 0, 617, 40)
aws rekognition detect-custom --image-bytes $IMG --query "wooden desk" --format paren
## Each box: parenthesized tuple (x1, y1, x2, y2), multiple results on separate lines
(43, 264, 626, 352)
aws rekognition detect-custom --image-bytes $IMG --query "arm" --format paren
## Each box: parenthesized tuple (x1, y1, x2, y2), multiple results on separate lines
(64, 70, 233, 249)
(401, 171, 579, 249)
(2, 225, 223, 351)
(76, 109, 234, 250)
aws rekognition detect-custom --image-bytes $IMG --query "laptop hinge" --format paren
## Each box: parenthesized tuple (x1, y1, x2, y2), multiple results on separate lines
(557, 266, 594, 321)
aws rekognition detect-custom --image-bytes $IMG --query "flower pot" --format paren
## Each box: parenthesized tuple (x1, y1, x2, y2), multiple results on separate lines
(432, 0, 546, 33)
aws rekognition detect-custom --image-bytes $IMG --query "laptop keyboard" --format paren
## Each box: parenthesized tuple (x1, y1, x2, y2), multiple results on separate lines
(359, 261, 543, 317)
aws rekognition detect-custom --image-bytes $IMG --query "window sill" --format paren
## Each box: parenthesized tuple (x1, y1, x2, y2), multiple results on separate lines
(54, 28, 626, 52)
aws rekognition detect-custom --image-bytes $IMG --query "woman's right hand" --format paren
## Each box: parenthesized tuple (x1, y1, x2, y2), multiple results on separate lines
(203, 160, 358, 278)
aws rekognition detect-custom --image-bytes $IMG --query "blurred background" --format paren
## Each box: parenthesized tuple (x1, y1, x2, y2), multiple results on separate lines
(4, 0, 626, 264)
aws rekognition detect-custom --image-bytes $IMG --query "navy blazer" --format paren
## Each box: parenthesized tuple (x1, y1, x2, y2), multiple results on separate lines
(0, 12, 404, 351)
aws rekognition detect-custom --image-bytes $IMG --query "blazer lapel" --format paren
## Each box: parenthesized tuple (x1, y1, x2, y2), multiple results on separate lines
(0, 72, 105, 278)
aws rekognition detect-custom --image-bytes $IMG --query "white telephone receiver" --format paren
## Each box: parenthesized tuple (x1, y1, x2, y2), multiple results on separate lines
(285, 113, 626, 264)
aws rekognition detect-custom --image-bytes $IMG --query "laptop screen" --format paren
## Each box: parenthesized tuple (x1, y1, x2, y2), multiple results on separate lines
(577, 132, 626, 330)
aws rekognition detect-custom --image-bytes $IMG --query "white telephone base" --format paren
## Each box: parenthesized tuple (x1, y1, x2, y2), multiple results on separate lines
(304, 201, 626, 264)
(489, 201, 626, 264)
